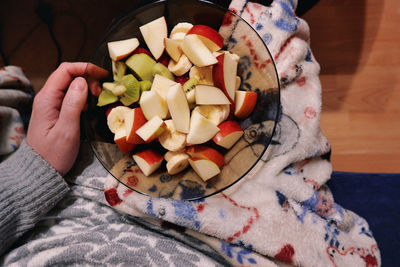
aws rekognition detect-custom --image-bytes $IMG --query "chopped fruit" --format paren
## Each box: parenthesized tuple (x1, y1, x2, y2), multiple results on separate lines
(158, 52, 170, 67)
(135, 116, 165, 143)
(170, 22, 193, 39)
(165, 152, 189, 175)
(188, 158, 220, 181)
(186, 25, 224, 52)
(234, 91, 258, 119)
(181, 34, 218, 67)
(235, 76, 241, 90)
(119, 74, 141, 106)
(140, 16, 168, 60)
(187, 110, 220, 145)
(212, 120, 244, 149)
(159, 120, 187, 151)
(152, 62, 174, 80)
(192, 105, 230, 126)
(150, 74, 178, 100)
(183, 77, 198, 92)
(98, 89, 118, 107)
(126, 53, 156, 81)
(168, 54, 192, 76)
(139, 90, 168, 120)
(107, 37, 139, 61)
(165, 38, 183, 62)
(103, 82, 126, 97)
(166, 83, 191, 133)
(212, 52, 238, 103)
(114, 129, 136, 154)
(106, 103, 122, 117)
(125, 108, 147, 144)
(195, 85, 230, 105)
(189, 65, 214, 86)
(175, 73, 190, 85)
(112, 61, 127, 81)
(132, 47, 152, 57)
(139, 80, 152, 92)
(133, 149, 163, 176)
(185, 89, 196, 108)
(107, 106, 132, 134)
(186, 145, 224, 168)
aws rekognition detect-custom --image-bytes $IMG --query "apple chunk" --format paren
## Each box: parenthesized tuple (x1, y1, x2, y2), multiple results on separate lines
(181, 34, 217, 67)
(125, 108, 147, 144)
(139, 16, 168, 60)
(135, 116, 165, 143)
(114, 129, 136, 154)
(188, 158, 220, 181)
(151, 74, 178, 101)
(195, 85, 230, 105)
(212, 120, 244, 149)
(212, 52, 238, 103)
(165, 38, 182, 62)
(234, 91, 258, 119)
(166, 83, 191, 133)
(133, 149, 163, 176)
(139, 90, 168, 120)
(108, 37, 139, 61)
(186, 145, 224, 168)
(186, 110, 220, 144)
(187, 25, 224, 52)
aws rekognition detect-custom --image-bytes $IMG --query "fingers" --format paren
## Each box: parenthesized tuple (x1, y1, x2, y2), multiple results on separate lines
(42, 62, 108, 96)
(56, 77, 88, 131)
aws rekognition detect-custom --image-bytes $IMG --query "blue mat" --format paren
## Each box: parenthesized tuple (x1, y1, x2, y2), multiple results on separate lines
(328, 171, 400, 266)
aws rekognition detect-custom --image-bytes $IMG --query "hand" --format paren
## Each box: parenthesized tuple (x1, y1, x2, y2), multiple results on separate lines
(26, 62, 108, 175)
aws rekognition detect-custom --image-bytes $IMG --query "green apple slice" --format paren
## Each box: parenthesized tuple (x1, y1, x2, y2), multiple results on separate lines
(152, 62, 174, 81)
(120, 74, 140, 106)
(97, 90, 118, 106)
(126, 53, 156, 81)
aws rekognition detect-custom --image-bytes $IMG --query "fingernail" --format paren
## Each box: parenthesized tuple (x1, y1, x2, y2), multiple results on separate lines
(71, 77, 87, 91)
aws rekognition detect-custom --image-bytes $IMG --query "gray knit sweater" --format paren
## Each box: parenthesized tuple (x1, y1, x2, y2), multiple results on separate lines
(0, 141, 228, 266)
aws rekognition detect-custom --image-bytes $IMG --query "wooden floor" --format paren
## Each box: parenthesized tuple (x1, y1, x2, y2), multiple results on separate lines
(1, 0, 399, 173)
(303, 0, 400, 173)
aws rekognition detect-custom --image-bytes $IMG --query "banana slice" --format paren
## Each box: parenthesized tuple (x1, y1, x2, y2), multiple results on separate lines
(107, 106, 132, 133)
(193, 105, 230, 126)
(158, 120, 187, 151)
(170, 22, 193, 40)
(168, 54, 193, 76)
(165, 152, 189, 175)
(189, 65, 214, 86)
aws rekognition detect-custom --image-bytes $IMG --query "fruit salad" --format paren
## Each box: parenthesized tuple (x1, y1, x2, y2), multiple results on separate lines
(98, 16, 257, 182)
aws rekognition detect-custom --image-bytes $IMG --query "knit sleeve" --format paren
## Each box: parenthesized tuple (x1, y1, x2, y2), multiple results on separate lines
(0, 141, 70, 255)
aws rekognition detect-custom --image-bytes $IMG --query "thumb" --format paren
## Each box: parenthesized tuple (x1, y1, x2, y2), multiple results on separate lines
(57, 77, 88, 129)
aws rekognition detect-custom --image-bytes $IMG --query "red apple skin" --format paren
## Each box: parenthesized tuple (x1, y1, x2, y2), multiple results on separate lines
(126, 108, 147, 144)
(213, 120, 243, 147)
(115, 136, 136, 154)
(134, 149, 163, 165)
(234, 91, 258, 119)
(212, 54, 234, 103)
(187, 25, 224, 51)
(133, 47, 153, 57)
(186, 145, 224, 168)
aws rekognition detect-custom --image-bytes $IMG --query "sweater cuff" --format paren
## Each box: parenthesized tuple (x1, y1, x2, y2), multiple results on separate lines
(0, 140, 70, 252)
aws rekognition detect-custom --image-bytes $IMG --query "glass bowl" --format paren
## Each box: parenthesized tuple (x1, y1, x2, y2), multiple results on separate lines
(84, 0, 280, 201)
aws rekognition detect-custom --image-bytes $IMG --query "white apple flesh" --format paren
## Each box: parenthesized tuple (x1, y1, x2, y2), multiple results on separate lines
(133, 149, 164, 176)
(213, 52, 238, 103)
(181, 34, 218, 67)
(188, 158, 220, 181)
(139, 90, 169, 120)
(135, 116, 166, 143)
(195, 85, 230, 105)
(186, 110, 220, 144)
(150, 74, 177, 101)
(108, 37, 139, 61)
(139, 16, 168, 59)
(166, 83, 191, 133)
(164, 38, 183, 62)
(186, 25, 224, 52)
